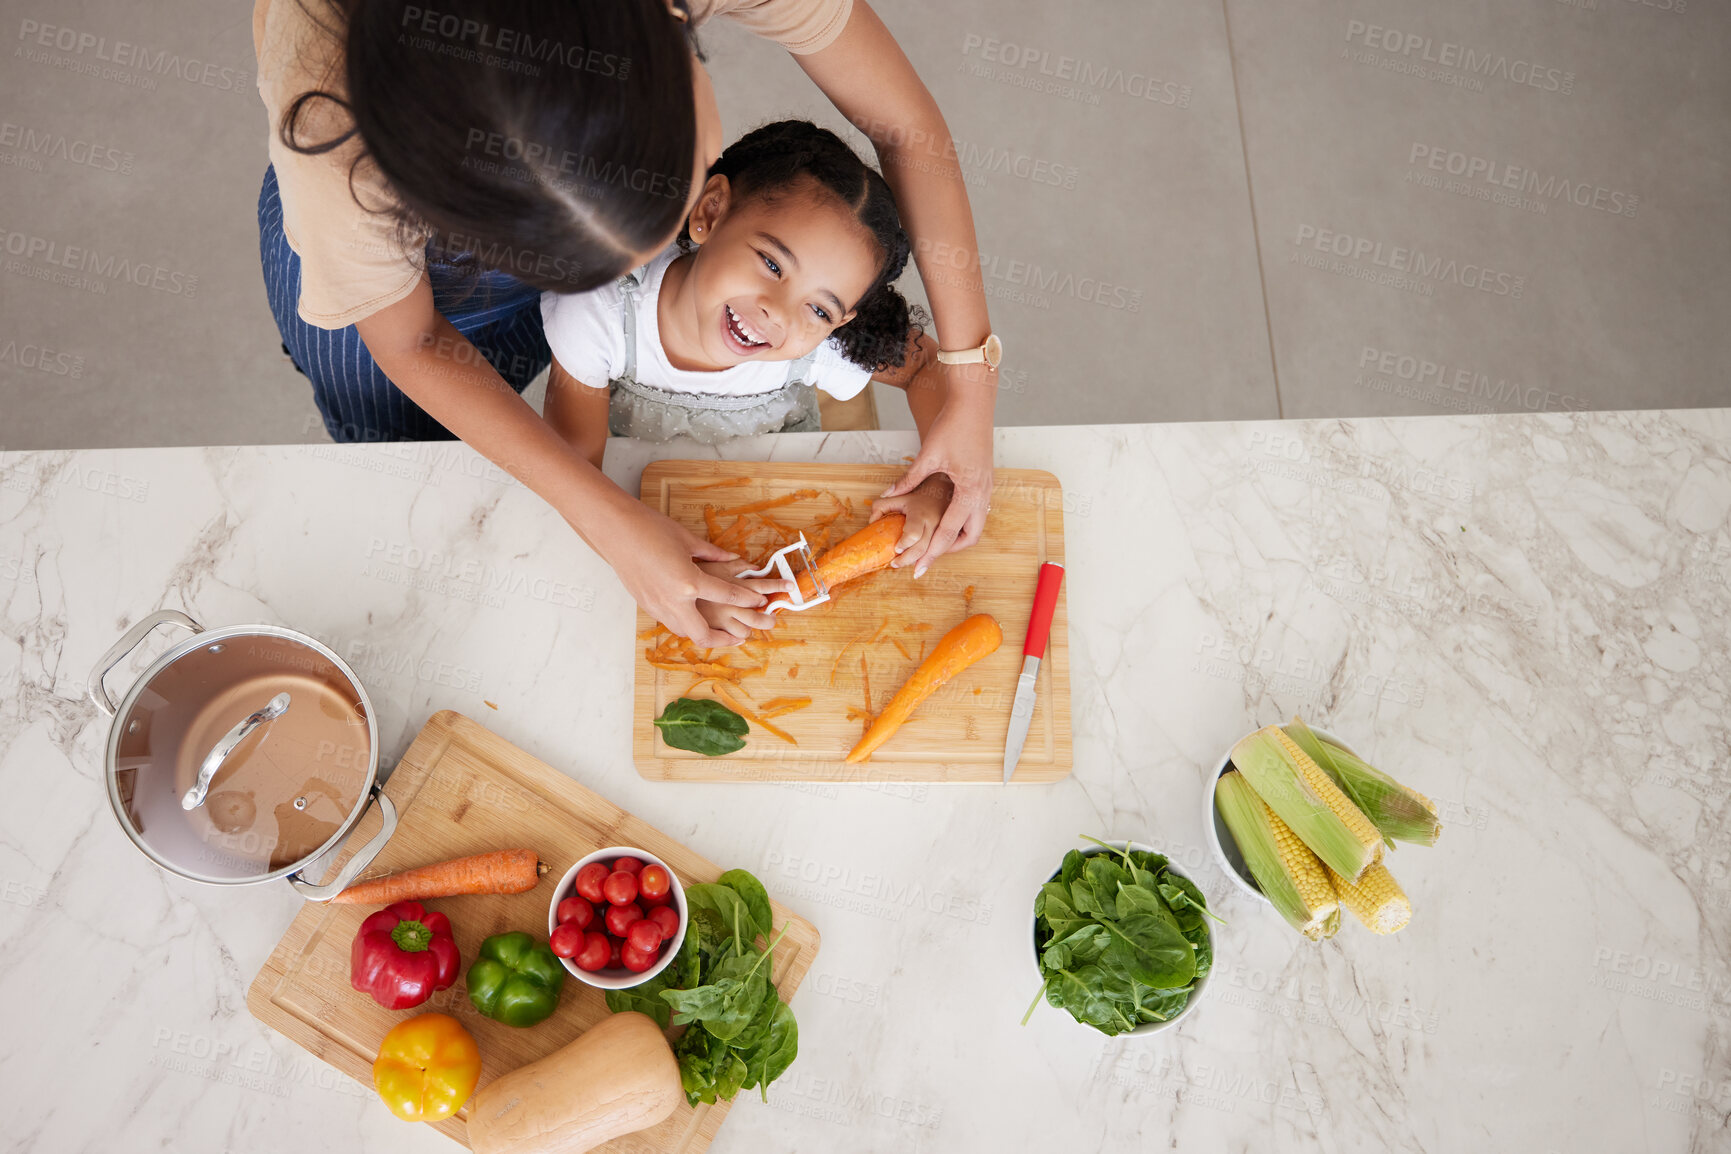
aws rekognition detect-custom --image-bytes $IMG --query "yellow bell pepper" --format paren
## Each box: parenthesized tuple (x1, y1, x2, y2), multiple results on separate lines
(372, 1012, 482, 1123)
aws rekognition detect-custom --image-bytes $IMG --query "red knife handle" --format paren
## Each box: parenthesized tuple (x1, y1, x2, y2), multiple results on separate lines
(1023, 563, 1065, 660)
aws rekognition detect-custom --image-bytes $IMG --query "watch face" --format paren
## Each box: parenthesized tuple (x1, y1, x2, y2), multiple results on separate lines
(983, 333, 1003, 368)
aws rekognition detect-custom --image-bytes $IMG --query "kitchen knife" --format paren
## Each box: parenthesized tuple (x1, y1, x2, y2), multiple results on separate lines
(1003, 562, 1065, 783)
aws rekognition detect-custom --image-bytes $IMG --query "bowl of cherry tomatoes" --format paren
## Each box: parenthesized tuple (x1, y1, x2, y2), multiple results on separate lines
(547, 845, 688, 990)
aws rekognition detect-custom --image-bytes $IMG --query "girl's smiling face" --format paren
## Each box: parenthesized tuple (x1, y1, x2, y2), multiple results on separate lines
(661, 174, 883, 371)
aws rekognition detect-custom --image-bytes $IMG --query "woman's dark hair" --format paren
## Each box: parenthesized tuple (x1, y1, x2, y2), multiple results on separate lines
(687, 120, 919, 372)
(282, 0, 698, 293)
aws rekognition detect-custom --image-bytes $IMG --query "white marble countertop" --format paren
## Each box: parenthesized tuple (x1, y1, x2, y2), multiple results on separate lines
(3, 413, 1729, 1153)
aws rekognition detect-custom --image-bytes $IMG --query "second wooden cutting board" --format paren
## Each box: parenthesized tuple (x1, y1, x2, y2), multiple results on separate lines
(632, 461, 1071, 783)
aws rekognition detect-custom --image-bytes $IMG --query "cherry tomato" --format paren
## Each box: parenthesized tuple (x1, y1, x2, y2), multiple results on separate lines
(605, 903, 643, 938)
(627, 919, 664, 953)
(620, 941, 658, 973)
(556, 896, 595, 930)
(609, 938, 622, 969)
(603, 870, 639, 906)
(549, 922, 583, 958)
(648, 905, 680, 940)
(575, 862, 610, 904)
(573, 931, 611, 972)
(610, 856, 645, 875)
(637, 864, 672, 904)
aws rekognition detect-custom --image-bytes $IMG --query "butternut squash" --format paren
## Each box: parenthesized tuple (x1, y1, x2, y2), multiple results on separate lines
(768, 514, 906, 607)
(467, 1012, 681, 1154)
(847, 613, 1002, 762)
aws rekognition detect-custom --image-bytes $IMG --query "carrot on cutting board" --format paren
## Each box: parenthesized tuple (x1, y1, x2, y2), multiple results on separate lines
(769, 514, 906, 608)
(847, 614, 1003, 763)
(331, 849, 550, 904)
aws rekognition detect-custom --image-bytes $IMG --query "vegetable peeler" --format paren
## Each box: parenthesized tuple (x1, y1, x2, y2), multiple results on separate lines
(734, 534, 830, 612)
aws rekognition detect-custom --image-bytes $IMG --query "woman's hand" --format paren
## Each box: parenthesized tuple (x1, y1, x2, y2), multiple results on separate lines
(599, 502, 794, 647)
(878, 366, 994, 574)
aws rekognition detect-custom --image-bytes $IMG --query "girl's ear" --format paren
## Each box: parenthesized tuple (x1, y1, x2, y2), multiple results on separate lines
(687, 174, 732, 246)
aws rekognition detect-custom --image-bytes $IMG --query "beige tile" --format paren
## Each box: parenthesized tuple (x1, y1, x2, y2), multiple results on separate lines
(0, 0, 322, 449)
(1226, 0, 1731, 418)
(702, 0, 1277, 426)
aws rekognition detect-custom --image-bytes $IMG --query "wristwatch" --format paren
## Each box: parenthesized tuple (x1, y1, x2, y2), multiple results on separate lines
(935, 333, 1002, 370)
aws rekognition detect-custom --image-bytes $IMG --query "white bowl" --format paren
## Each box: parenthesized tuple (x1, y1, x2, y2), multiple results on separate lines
(1029, 840, 1213, 1037)
(1204, 726, 1356, 903)
(548, 845, 688, 990)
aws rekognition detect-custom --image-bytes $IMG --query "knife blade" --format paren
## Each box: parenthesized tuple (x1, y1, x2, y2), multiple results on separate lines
(1003, 562, 1065, 782)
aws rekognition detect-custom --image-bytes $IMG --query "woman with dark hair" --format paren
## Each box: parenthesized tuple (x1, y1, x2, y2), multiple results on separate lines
(254, 0, 999, 647)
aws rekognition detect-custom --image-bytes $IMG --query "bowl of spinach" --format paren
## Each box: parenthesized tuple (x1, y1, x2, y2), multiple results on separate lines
(1025, 836, 1218, 1036)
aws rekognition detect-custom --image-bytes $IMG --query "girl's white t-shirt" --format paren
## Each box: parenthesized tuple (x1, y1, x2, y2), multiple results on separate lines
(539, 248, 873, 401)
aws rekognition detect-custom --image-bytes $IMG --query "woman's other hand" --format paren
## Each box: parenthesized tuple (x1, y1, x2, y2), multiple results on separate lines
(603, 502, 786, 647)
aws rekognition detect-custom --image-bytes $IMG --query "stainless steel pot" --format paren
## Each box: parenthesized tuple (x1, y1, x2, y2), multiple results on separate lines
(89, 610, 398, 900)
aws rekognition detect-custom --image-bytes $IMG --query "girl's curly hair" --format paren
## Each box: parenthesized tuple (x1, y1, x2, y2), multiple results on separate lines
(682, 120, 921, 372)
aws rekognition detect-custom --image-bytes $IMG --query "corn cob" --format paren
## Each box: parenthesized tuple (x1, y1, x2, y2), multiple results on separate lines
(1327, 861, 1412, 935)
(1216, 771, 1341, 941)
(1284, 718, 1441, 847)
(1231, 726, 1383, 883)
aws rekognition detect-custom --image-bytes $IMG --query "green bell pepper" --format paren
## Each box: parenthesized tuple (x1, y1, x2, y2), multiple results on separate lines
(465, 931, 565, 1027)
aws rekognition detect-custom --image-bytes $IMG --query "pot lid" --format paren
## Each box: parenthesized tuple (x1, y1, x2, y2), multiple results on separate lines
(109, 630, 375, 882)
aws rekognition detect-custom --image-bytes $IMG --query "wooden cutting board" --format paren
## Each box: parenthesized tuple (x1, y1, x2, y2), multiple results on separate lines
(247, 711, 820, 1152)
(632, 461, 1071, 783)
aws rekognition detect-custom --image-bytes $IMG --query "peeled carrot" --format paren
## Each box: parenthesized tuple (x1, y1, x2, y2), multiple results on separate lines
(331, 849, 549, 904)
(769, 515, 906, 608)
(847, 613, 1003, 763)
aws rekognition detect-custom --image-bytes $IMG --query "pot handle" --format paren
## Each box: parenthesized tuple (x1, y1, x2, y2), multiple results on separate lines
(88, 609, 204, 718)
(286, 781, 399, 902)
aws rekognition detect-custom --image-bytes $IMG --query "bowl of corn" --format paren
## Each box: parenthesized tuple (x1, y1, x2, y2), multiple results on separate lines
(1205, 719, 1440, 940)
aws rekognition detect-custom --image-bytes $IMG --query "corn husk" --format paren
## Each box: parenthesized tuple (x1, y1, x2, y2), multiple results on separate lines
(1231, 726, 1382, 883)
(1216, 771, 1340, 940)
(1284, 717, 1441, 848)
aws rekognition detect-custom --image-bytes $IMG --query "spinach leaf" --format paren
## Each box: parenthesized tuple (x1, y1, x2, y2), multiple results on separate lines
(1138, 986, 1191, 1023)
(674, 1025, 723, 1106)
(1157, 882, 1204, 933)
(1115, 883, 1177, 929)
(1084, 855, 1132, 899)
(718, 869, 774, 947)
(1038, 883, 1088, 938)
(1042, 925, 1110, 970)
(1043, 966, 1121, 1031)
(1189, 925, 1214, 980)
(685, 882, 765, 950)
(1070, 878, 1107, 920)
(1100, 911, 1196, 990)
(604, 970, 675, 1029)
(1126, 848, 1170, 874)
(713, 1051, 749, 1103)
(654, 697, 748, 755)
(740, 1000, 799, 1099)
(1059, 849, 1088, 886)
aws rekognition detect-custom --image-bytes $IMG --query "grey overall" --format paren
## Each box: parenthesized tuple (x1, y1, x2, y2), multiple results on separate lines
(607, 270, 823, 443)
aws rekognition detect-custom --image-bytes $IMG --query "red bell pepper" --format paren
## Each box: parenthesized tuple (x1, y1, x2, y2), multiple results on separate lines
(350, 901, 460, 1010)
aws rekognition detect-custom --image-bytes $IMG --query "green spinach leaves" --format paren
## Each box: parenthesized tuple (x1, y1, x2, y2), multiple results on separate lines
(604, 868, 799, 1105)
(654, 697, 748, 755)
(1026, 838, 1220, 1036)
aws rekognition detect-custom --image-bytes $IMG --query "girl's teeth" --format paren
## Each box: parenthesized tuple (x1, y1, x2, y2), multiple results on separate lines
(728, 306, 765, 346)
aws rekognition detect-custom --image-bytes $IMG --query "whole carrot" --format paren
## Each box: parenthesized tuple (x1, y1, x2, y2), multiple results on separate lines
(331, 849, 549, 905)
(847, 614, 1002, 763)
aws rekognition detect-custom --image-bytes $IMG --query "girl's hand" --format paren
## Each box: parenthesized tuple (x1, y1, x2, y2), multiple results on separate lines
(693, 560, 795, 639)
(878, 383, 994, 573)
(601, 502, 785, 647)
(870, 475, 954, 577)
